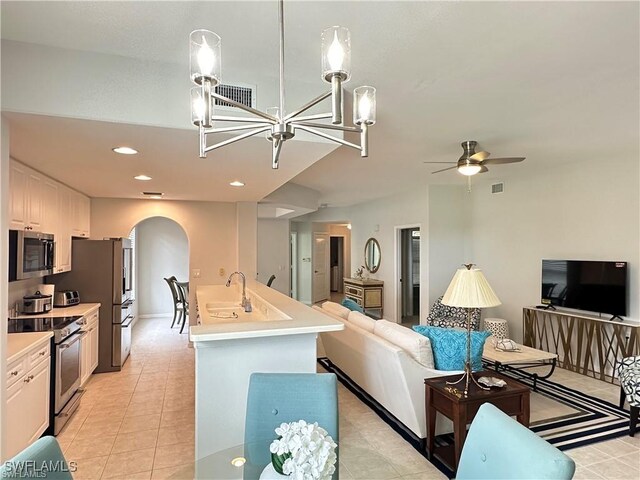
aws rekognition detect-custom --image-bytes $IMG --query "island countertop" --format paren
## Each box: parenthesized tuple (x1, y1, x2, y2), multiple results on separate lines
(190, 281, 344, 342)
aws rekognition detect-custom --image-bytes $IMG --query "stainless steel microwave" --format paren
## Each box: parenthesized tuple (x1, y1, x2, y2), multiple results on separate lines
(9, 230, 55, 281)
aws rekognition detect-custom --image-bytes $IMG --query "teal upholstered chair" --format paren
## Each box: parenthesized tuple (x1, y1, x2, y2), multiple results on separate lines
(0, 436, 73, 479)
(457, 403, 575, 479)
(244, 373, 339, 479)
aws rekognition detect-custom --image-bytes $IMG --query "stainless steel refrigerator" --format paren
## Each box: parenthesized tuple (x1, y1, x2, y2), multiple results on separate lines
(53, 238, 134, 372)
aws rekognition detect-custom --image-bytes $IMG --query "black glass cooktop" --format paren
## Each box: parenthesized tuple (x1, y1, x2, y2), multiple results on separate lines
(8, 316, 83, 334)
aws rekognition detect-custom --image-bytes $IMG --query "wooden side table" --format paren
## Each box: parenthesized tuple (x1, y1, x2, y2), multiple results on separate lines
(425, 371, 530, 471)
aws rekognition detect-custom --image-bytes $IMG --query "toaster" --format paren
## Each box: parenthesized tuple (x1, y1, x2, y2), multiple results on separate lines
(54, 290, 80, 307)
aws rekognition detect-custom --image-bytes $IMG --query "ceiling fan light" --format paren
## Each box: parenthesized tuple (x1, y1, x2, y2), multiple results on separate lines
(458, 164, 482, 176)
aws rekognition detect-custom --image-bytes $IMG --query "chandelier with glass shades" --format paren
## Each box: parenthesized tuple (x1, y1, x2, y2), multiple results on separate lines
(189, 0, 376, 169)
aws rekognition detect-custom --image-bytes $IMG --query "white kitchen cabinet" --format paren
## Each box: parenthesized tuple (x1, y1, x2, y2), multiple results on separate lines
(80, 308, 100, 386)
(5, 342, 51, 459)
(55, 186, 72, 273)
(71, 190, 90, 238)
(41, 179, 59, 236)
(9, 161, 28, 229)
(9, 160, 46, 231)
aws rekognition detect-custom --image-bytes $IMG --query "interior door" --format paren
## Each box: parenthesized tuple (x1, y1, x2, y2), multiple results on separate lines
(312, 233, 330, 304)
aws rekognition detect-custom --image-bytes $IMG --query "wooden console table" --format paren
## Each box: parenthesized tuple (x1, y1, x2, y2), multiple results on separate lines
(523, 307, 640, 384)
(425, 371, 530, 471)
(343, 278, 383, 318)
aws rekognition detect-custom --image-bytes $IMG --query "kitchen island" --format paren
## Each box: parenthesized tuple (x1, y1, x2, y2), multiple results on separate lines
(190, 280, 344, 460)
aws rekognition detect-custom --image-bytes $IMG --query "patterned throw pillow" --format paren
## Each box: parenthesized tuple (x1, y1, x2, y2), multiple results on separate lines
(341, 298, 364, 313)
(413, 325, 490, 371)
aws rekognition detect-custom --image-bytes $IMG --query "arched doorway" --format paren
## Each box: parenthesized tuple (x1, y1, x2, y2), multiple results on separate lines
(129, 216, 189, 331)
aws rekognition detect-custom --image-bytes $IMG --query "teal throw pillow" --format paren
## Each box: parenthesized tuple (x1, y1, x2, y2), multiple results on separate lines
(341, 298, 364, 313)
(412, 325, 490, 371)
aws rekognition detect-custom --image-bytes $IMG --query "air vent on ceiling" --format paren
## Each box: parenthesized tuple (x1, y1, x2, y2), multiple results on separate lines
(214, 84, 256, 109)
(491, 182, 504, 194)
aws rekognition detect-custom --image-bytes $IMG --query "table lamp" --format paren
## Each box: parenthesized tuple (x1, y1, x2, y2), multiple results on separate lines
(442, 264, 501, 396)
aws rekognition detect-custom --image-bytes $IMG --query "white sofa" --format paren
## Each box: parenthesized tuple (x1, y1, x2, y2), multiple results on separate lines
(314, 302, 457, 440)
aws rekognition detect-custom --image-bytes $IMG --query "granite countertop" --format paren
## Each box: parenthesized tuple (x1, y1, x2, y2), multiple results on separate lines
(7, 332, 53, 364)
(10, 303, 101, 320)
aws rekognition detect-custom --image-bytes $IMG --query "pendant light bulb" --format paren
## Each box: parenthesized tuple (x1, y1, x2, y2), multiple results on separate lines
(358, 94, 371, 121)
(327, 31, 345, 72)
(191, 87, 207, 125)
(353, 86, 376, 125)
(197, 36, 215, 77)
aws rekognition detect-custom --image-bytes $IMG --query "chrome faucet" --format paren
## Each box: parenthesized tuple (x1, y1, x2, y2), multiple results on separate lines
(226, 271, 250, 312)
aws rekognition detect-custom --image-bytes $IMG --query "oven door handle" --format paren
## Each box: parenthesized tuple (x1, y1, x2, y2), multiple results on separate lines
(59, 332, 86, 349)
(122, 316, 135, 328)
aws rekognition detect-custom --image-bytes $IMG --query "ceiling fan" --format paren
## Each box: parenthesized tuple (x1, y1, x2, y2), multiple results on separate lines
(424, 141, 525, 176)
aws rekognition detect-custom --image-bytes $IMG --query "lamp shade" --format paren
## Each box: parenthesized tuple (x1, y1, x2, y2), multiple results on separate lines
(442, 267, 501, 308)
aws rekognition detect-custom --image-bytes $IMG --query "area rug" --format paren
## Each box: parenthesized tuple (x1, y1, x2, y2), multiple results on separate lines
(317, 357, 631, 479)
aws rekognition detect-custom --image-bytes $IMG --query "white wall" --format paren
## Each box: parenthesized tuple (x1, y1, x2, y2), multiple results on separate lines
(299, 185, 469, 322)
(1, 116, 9, 460)
(90, 198, 239, 326)
(136, 217, 189, 317)
(257, 219, 290, 295)
(468, 156, 640, 342)
(428, 185, 470, 307)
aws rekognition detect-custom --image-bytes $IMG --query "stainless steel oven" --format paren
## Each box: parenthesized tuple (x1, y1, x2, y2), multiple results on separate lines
(55, 332, 82, 413)
(9, 230, 55, 281)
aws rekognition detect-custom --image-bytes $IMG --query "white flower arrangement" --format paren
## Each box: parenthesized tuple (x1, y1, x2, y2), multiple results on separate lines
(269, 420, 337, 480)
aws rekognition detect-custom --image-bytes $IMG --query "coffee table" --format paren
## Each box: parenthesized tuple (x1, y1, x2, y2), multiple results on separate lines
(482, 343, 557, 391)
(425, 370, 530, 472)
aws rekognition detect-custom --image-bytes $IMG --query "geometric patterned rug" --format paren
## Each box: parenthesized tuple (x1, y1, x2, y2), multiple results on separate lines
(317, 357, 631, 479)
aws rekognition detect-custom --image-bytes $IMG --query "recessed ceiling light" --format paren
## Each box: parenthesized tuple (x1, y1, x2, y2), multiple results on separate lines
(134, 175, 152, 181)
(112, 146, 138, 155)
(142, 191, 164, 199)
(229, 181, 245, 187)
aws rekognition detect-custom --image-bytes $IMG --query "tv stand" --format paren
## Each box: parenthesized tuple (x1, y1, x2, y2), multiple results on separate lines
(535, 304, 557, 311)
(523, 307, 639, 384)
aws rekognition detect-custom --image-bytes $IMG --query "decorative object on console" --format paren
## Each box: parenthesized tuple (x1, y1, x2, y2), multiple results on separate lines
(341, 298, 364, 314)
(441, 264, 501, 396)
(413, 325, 490, 372)
(617, 355, 640, 436)
(267, 420, 337, 479)
(426, 295, 481, 330)
(494, 338, 520, 352)
(189, 0, 376, 167)
(354, 265, 365, 280)
(483, 317, 509, 341)
(364, 237, 381, 273)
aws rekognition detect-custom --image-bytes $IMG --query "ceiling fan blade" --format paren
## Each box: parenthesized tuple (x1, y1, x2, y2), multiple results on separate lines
(431, 165, 458, 174)
(470, 150, 490, 161)
(482, 157, 525, 165)
(478, 165, 489, 173)
(423, 161, 457, 164)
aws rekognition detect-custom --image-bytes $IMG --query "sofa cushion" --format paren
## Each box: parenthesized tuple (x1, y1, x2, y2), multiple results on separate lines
(413, 326, 490, 371)
(321, 301, 350, 320)
(341, 298, 364, 313)
(347, 311, 376, 333)
(374, 320, 435, 369)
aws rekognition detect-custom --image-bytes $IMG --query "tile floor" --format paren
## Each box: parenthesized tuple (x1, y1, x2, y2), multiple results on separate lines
(57, 317, 638, 479)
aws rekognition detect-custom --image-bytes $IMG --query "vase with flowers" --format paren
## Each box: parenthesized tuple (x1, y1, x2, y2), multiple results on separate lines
(260, 420, 337, 480)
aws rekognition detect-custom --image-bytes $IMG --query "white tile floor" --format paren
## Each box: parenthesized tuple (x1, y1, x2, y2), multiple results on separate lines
(57, 317, 638, 479)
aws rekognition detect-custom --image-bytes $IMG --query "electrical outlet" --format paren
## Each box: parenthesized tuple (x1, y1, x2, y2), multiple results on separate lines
(219, 268, 225, 277)
(192, 269, 201, 278)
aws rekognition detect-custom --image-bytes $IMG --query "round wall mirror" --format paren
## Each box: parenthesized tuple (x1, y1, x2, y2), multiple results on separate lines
(364, 238, 381, 273)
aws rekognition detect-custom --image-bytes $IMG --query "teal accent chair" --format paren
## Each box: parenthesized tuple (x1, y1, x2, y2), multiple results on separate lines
(457, 403, 575, 479)
(1, 436, 73, 479)
(244, 373, 339, 479)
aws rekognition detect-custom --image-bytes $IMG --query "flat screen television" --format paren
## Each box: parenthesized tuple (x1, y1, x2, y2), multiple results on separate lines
(541, 260, 627, 317)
